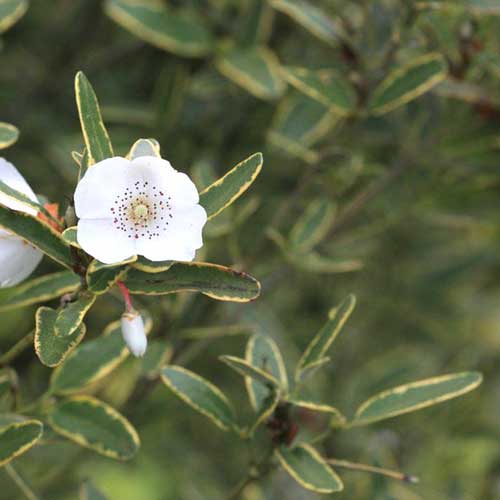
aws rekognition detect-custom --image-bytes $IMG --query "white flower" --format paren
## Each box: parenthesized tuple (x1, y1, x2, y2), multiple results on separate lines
(121, 310, 147, 357)
(74, 156, 207, 265)
(0, 158, 43, 287)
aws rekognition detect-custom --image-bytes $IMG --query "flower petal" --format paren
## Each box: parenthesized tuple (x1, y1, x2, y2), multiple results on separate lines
(0, 232, 43, 287)
(135, 204, 206, 262)
(74, 157, 131, 219)
(0, 158, 39, 216)
(77, 218, 136, 264)
(169, 172, 200, 208)
(131, 156, 199, 208)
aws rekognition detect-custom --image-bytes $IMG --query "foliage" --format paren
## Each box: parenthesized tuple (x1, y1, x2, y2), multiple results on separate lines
(0, 1, 498, 499)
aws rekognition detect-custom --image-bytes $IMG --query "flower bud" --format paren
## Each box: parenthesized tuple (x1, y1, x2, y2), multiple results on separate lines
(121, 310, 147, 357)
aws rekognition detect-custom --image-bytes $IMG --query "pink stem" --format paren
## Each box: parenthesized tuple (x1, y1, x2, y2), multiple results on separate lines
(117, 280, 133, 312)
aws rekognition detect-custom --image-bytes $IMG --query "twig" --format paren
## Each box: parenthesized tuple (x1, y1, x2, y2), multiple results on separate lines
(0, 331, 34, 366)
(328, 458, 419, 484)
(4, 463, 40, 500)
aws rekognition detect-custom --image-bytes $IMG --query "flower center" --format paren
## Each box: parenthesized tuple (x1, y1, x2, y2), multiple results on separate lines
(110, 180, 174, 241)
(133, 203, 149, 220)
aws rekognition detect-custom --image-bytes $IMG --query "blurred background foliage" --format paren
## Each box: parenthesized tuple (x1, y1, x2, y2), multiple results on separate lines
(1, 0, 500, 498)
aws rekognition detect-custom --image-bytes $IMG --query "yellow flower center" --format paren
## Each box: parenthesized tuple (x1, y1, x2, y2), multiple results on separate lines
(134, 203, 149, 219)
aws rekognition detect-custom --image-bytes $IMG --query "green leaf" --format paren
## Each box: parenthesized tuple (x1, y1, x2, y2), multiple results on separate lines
(276, 443, 343, 493)
(268, 93, 337, 164)
(216, 46, 285, 100)
(61, 227, 80, 248)
(104, 0, 213, 57)
(47, 396, 140, 460)
(291, 253, 363, 274)
(270, 0, 341, 45)
(124, 262, 261, 302)
(130, 256, 173, 273)
(220, 355, 281, 389)
(161, 365, 236, 431)
(75, 71, 114, 165)
(86, 259, 133, 295)
(0, 415, 43, 466)
(50, 318, 151, 394)
(245, 334, 288, 411)
(199, 152, 263, 220)
(140, 340, 172, 379)
(288, 400, 346, 427)
(369, 53, 448, 115)
(80, 479, 108, 500)
(296, 294, 356, 377)
(283, 67, 357, 115)
(295, 356, 330, 383)
(54, 292, 96, 337)
(239, 0, 274, 46)
(248, 389, 279, 436)
(0, 271, 81, 312)
(0, 122, 19, 149)
(35, 306, 86, 367)
(0, 0, 28, 34)
(179, 324, 253, 340)
(352, 372, 483, 426)
(290, 197, 336, 253)
(0, 179, 41, 214)
(0, 205, 73, 268)
(126, 138, 161, 160)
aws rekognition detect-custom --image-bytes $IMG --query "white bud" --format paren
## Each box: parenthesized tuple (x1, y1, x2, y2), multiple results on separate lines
(121, 310, 147, 357)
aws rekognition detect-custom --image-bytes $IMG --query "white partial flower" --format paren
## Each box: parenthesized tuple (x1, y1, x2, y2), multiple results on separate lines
(74, 156, 207, 265)
(0, 158, 43, 287)
(121, 310, 147, 357)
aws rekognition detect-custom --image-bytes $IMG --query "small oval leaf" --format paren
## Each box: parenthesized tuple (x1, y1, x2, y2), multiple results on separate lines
(268, 93, 337, 164)
(270, 0, 341, 45)
(105, 0, 213, 57)
(289, 400, 346, 427)
(0, 122, 19, 149)
(276, 443, 343, 493)
(216, 46, 285, 100)
(0, 204, 73, 268)
(200, 152, 263, 220)
(124, 261, 260, 302)
(353, 372, 483, 426)
(296, 294, 356, 377)
(35, 306, 86, 367)
(369, 53, 447, 115)
(130, 256, 173, 274)
(86, 259, 133, 295)
(283, 67, 357, 115)
(245, 334, 288, 411)
(0, 415, 43, 467)
(75, 71, 114, 165)
(249, 390, 279, 436)
(0, 271, 81, 312)
(61, 227, 80, 248)
(295, 356, 330, 383)
(161, 365, 236, 431)
(290, 197, 336, 253)
(48, 396, 140, 460)
(0, 0, 28, 34)
(55, 292, 96, 337)
(126, 138, 161, 160)
(220, 355, 281, 389)
(49, 319, 147, 394)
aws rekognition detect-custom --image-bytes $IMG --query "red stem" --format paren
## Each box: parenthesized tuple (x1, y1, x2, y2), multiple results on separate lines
(117, 280, 133, 312)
